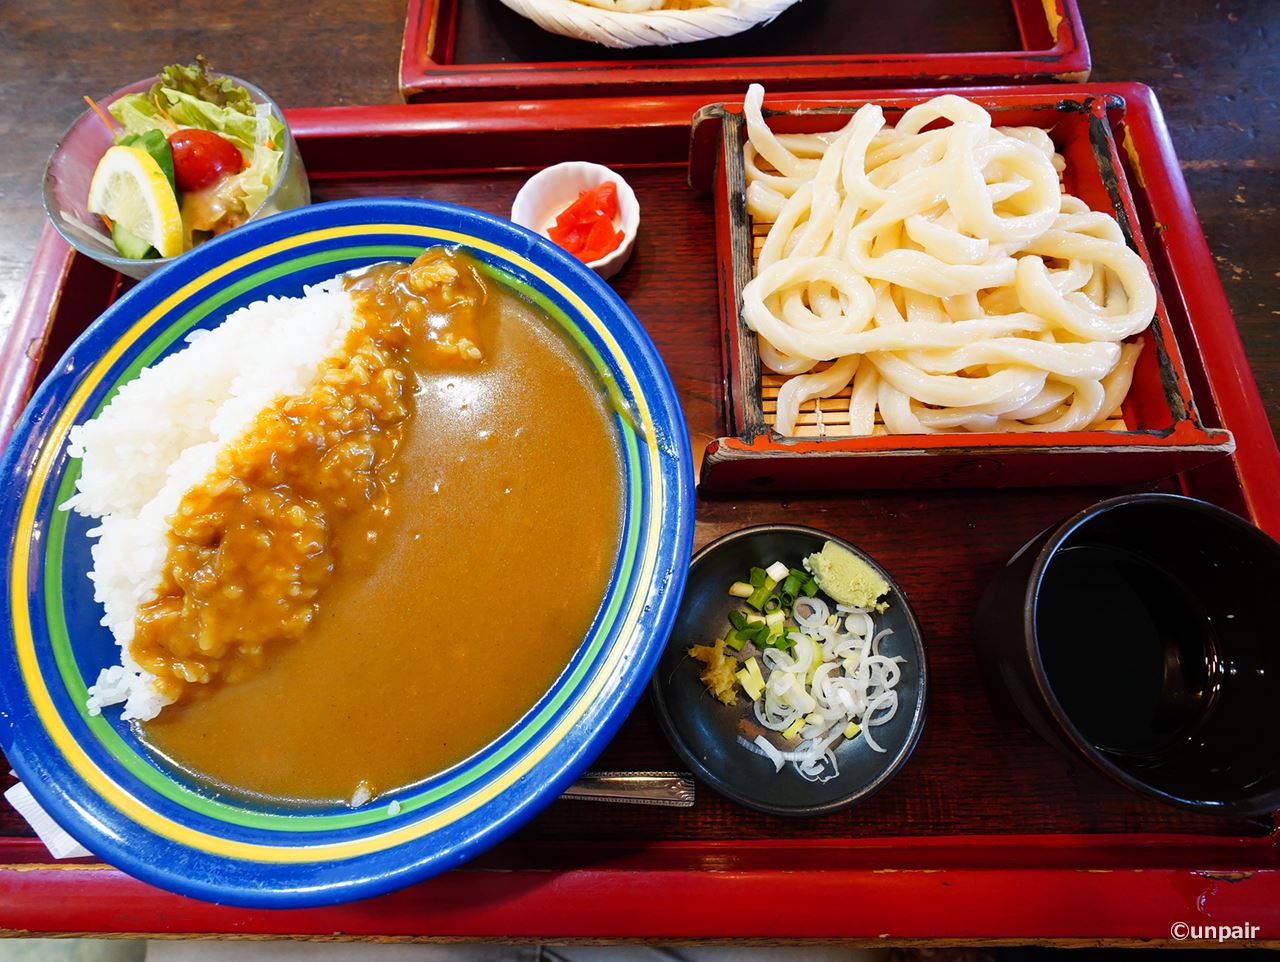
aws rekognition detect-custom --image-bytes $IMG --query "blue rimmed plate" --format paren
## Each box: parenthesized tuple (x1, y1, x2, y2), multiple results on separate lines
(0, 199, 694, 907)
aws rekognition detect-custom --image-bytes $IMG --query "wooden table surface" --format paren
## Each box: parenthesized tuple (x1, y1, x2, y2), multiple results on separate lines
(2, 0, 1276, 442)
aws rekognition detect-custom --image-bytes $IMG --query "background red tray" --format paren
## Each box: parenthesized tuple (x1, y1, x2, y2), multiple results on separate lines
(400, 0, 1091, 102)
(1, 87, 1278, 944)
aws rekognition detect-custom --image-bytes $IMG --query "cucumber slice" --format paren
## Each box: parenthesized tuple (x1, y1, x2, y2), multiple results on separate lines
(111, 221, 156, 260)
(120, 129, 177, 196)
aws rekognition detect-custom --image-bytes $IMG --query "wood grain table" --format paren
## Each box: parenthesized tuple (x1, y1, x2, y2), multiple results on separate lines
(0, 0, 1277, 944)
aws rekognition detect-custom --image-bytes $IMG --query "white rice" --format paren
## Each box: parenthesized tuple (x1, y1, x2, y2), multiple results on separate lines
(63, 280, 357, 721)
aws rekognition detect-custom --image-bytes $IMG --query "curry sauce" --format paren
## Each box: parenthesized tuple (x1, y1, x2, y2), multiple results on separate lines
(136, 249, 623, 804)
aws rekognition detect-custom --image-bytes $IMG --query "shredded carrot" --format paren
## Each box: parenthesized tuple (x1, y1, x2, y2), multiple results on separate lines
(84, 97, 117, 235)
(149, 89, 175, 126)
(83, 95, 118, 135)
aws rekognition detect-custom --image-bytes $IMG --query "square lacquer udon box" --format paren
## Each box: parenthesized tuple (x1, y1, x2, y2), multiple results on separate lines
(691, 88, 1234, 492)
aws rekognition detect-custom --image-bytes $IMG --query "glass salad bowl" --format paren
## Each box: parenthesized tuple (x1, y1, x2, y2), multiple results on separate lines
(42, 73, 310, 280)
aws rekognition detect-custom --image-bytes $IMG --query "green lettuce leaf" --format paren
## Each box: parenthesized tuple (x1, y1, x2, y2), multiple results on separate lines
(237, 105, 284, 216)
(238, 148, 282, 217)
(158, 89, 285, 152)
(108, 93, 173, 139)
(156, 57, 255, 113)
(159, 89, 259, 150)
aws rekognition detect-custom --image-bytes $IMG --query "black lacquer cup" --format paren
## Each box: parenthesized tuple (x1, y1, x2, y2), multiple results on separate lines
(975, 493, 1280, 816)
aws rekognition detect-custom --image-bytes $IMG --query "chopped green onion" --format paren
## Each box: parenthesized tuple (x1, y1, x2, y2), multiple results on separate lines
(746, 585, 771, 611)
(749, 567, 767, 588)
(728, 610, 748, 631)
(788, 567, 809, 581)
(775, 632, 798, 651)
(766, 561, 790, 583)
(764, 610, 786, 628)
(724, 633, 746, 652)
(745, 611, 765, 625)
(728, 581, 754, 598)
(737, 656, 766, 699)
(763, 593, 782, 613)
(736, 666, 764, 701)
(803, 578, 819, 596)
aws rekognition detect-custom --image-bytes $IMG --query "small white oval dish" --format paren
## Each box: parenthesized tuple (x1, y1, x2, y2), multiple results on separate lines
(511, 162, 639, 280)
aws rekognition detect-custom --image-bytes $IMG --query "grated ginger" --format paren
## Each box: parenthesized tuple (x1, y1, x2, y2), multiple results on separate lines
(687, 638, 739, 705)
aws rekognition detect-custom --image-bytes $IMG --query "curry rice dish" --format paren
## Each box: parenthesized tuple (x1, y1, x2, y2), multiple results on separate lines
(64, 249, 623, 805)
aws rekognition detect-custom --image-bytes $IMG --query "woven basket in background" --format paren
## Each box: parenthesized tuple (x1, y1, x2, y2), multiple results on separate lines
(496, 0, 804, 48)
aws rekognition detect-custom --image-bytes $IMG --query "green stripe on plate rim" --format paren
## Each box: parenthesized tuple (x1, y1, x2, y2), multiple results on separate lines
(39, 242, 647, 832)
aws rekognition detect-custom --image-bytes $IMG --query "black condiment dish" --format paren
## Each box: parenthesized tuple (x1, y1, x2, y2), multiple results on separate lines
(975, 493, 1280, 816)
(650, 524, 927, 816)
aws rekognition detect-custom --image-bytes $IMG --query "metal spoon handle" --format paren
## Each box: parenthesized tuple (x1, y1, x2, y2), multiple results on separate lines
(562, 771, 695, 807)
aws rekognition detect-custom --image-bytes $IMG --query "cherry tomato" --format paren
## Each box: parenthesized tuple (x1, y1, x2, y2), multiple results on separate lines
(167, 129, 246, 192)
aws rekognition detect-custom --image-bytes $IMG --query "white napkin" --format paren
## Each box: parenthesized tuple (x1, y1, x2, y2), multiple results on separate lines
(4, 780, 91, 859)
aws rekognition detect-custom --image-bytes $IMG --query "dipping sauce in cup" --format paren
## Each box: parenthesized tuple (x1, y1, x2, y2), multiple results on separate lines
(976, 493, 1280, 816)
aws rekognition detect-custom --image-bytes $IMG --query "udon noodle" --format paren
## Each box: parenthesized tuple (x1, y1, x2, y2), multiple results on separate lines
(741, 84, 1157, 436)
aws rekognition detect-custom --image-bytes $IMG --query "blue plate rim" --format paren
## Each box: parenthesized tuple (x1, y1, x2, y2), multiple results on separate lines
(0, 197, 695, 907)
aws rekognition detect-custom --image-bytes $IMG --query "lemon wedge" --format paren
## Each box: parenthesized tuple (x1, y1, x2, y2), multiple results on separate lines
(87, 145, 185, 259)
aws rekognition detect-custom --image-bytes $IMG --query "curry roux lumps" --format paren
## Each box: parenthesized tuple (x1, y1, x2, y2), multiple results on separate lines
(129, 249, 488, 704)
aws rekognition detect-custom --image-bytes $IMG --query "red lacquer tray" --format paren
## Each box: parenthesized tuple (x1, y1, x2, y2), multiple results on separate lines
(400, 0, 1090, 102)
(2, 86, 1278, 944)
